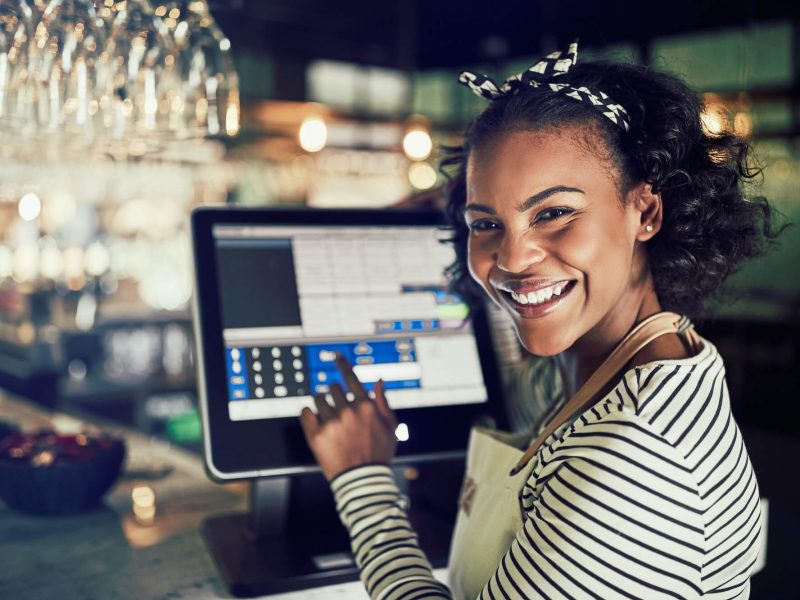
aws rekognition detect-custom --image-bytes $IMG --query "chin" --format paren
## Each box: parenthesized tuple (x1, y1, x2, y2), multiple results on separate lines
(514, 322, 576, 357)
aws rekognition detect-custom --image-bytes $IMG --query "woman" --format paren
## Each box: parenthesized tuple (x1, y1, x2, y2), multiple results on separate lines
(300, 42, 783, 599)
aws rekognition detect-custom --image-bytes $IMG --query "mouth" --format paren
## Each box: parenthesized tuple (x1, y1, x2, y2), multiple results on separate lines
(499, 279, 577, 318)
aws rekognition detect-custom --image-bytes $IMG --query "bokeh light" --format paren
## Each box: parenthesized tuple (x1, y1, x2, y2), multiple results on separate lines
(408, 162, 437, 190)
(18, 193, 42, 222)
(402, 128, 432, 161)
(299, 116, 328, 153)
(85, 242, 111, 277)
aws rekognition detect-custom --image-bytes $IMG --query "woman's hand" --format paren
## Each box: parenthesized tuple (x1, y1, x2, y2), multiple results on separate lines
(300, 353, 398, 481)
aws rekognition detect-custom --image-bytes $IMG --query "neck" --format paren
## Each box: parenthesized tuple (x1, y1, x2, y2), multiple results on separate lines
(556, 276, 663, 398)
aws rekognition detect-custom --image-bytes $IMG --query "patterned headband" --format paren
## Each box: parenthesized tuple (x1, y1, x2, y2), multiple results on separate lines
(458, 41, 631, 132)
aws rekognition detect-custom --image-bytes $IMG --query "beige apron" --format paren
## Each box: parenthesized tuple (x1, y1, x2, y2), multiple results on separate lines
(447, 312, 703, 599)
(447, 426, 538, 599)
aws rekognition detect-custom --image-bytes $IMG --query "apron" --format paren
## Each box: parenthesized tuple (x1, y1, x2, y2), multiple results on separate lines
(447, 426, 541, 600)
(447, 312, 703, 599)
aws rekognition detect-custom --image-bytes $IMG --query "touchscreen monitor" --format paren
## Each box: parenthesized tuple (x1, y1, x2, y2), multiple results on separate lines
(192, 208, 503, 480)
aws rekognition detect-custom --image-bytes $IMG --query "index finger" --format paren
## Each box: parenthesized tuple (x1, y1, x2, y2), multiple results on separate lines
(335, 353, 369, 401)
(299, 406, 319, 440)
(373, 379, 397, 428)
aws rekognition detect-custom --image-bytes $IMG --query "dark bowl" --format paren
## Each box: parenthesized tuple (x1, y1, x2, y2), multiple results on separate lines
(0, 431, 126, 515)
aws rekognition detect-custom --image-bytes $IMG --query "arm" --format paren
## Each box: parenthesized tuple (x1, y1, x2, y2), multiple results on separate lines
(299, 353, 451, 599)
(331, 465, 450, 599)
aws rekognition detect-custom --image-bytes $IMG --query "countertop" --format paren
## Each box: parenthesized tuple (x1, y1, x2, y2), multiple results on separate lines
(0, 395, 428, 600)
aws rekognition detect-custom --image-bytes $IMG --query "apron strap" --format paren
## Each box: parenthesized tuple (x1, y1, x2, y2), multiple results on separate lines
(509, 311, 702, 475)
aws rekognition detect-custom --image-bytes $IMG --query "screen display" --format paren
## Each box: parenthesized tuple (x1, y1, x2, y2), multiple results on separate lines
(212, 224, 488, 423)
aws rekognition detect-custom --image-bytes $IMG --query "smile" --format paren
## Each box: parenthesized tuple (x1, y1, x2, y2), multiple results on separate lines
(510, 280, 572, 305)
(502, 280, 577, 318)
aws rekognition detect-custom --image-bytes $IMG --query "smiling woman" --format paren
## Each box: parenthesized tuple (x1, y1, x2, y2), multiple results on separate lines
(300, 42, 786, 600)
(464, 130, 663, 359)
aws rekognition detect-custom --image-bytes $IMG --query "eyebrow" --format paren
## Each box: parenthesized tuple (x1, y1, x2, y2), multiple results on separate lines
(463, 185, 584, 216)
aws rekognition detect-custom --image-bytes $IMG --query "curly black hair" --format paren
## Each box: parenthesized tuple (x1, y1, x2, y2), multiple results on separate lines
(441, 60, 788, 320)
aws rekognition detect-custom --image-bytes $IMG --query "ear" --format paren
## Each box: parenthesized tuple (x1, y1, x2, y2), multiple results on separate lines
(628, 182, 662, 241)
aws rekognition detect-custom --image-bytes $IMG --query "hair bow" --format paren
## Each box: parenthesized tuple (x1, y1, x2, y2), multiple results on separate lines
(458, 41, 631, 132)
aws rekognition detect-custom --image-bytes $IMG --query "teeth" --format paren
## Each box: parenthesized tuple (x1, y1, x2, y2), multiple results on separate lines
(510, 281, 572, 306)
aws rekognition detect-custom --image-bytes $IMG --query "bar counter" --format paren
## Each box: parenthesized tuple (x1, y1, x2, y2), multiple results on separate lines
(0, 394, 385, 599)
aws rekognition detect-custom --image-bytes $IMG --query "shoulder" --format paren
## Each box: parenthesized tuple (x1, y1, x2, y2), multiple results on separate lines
(530, 401, 702, 503)
(529, 333, 725, 470)
(520, 403, 707, 587)
(520, 338, 728, 550)
(627, 335, 728, 448)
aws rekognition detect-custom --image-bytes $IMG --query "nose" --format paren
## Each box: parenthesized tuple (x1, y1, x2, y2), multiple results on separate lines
(495, 230, 546, 274)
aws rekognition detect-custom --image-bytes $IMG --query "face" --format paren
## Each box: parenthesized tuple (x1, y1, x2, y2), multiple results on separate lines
(465, 128, 651, 356)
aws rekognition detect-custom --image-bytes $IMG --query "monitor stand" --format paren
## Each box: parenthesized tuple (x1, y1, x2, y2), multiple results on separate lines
(202, 468, 455, 597)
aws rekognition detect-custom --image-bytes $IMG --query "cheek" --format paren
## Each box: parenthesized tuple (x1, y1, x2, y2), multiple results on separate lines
(466, 236, 494, 288)
(556, 213, 633, 289)
(547, 222, 599, 270)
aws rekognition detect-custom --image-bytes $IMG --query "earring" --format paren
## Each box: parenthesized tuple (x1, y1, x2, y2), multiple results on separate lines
(645, 225, 654, 233)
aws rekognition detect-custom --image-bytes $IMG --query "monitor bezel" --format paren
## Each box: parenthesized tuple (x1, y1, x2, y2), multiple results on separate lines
(191, 205, 506, 482)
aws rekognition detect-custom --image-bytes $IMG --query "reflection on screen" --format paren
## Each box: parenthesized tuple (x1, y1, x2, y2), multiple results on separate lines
(212, 224, 487, 422)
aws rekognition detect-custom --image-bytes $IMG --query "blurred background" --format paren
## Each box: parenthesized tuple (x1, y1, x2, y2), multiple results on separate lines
(0, 0, 798, 594)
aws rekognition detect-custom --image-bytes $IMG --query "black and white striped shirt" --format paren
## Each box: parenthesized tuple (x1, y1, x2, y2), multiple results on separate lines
(331, 335, 762, 599)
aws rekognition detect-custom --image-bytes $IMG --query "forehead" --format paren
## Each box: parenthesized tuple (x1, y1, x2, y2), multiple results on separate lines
(466, 128, 618, 202)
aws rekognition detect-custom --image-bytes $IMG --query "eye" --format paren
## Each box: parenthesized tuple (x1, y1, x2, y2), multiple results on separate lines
(467, 219, 501, 233)
(535, 207, 574, 223)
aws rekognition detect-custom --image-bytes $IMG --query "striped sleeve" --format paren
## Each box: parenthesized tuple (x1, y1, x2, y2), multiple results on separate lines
(485, 409, 706, 600)
(331, 464, 450, 599)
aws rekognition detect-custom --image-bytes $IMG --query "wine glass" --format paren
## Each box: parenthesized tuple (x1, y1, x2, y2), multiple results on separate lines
(0, 1, 35, 144)
(32, 0, 108, 145)
(152, 0, 238, 138)
(96, 0, 176, 155)
(0, 0, 237, 160)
